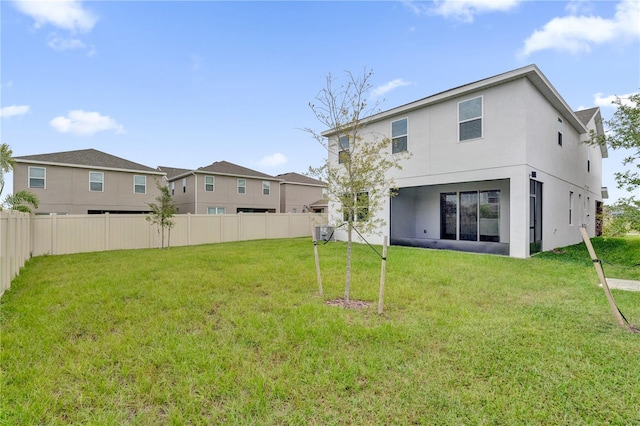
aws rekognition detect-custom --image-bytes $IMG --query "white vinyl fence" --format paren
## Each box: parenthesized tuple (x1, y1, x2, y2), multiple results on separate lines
(0, 211, 32, 296)
(1, 212, 327, 296)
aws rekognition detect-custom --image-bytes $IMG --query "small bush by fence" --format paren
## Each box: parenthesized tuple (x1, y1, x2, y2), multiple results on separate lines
(1, 212, 327, 295)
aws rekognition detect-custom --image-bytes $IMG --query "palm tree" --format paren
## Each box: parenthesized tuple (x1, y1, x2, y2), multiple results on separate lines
(3, 190, 39, 213)
(0, 143, 15, 198)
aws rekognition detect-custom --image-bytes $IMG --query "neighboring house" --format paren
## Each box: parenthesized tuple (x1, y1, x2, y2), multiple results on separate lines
(323, 64, 607, 258)
(276, 172, 327, 213)
(13, 149, 165, 214)
(159, 161, 281, 214)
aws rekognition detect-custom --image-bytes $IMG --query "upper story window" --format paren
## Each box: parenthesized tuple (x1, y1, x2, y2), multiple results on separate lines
(557, 118, 563, 146)
(134, 175, 146, 194)
(458, 96, 483, 141)
(182, 178, 187, 193)
(171, 182, 175, 195)
(262, 181, 270, 195)
(338, 135, 349, 164)
(89, 171, 104, 192)
(28, 166, 45, 189)
(392, 118, 408, 153)
(205, 175, 215, 192)
(238, 178, 246, 194)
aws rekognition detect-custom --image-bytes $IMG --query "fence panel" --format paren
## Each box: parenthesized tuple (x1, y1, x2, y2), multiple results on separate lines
(0, 211, 31, 295)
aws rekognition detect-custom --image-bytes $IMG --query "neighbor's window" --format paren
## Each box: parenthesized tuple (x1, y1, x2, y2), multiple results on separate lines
(458, 96, 483, 141)
(28, 166, 46, 189)
(338, 135, 349, 164)
(171, 182, 175, 195)
(557, 118, 563, 146)
(89, 171, 104, 192)
(392, 118, 408, 153)
(134, 175, 146, 194)
(238, 178, 246, 194)
(207, 207, 226, 214)
(262, 181, 270, 195)
(205, 175, 215, 192)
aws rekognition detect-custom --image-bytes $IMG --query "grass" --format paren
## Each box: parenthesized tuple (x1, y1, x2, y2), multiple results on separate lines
(1, 237, 640, 424)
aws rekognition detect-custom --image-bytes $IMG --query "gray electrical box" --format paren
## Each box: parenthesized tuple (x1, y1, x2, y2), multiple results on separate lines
(315, 226, 335, 242)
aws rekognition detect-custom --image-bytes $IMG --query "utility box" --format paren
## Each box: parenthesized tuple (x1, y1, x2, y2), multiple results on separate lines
(316, 226, 335, 242)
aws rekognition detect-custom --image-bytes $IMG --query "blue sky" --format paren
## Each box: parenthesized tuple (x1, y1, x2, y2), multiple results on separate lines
(1, 0, 639, 202)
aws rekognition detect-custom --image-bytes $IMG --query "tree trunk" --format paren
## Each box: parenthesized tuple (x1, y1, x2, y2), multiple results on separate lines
(345, 222, 352, 303)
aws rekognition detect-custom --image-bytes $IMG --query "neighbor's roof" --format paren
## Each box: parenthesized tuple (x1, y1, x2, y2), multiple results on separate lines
(322, 64, 588, 137)
(13, 148, 164, 174)
(276, 172, 325, 187)
(157, 165, 191, 179)
(574, 107, 608, 158)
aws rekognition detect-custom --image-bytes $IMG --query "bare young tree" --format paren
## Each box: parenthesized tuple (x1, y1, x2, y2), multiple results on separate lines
(304, 69, 409, 303)
(146, 181, 177, 249)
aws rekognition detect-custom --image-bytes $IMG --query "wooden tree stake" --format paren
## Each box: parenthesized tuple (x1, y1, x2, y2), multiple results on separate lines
(378, 236, 388, 314)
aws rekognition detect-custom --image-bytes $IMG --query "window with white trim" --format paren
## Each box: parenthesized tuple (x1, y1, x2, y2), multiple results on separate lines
(569, 191, 573, 225)
(338, 135, 349, 164)
(205, 175, 215, 192)
(89, 171, 104, 192)
(557, 118, 563, 146)
(392, 118, 408, 153)
(238, 178, 246, 194)
(182, 178, 187, 193)
(262, 181, 270, 195)
(458, 96, 483, 141)
(171, 182, 175, 195)
(207, 207, 226, 214)
(134, 175, 146, 194)
(28, 166, 46, 189)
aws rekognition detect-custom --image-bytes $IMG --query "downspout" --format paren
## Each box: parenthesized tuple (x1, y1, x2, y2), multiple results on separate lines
(194, 172, 198, 214)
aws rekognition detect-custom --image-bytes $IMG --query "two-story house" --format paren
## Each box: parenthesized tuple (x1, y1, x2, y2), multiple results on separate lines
(276, 172, 327, 213)
(13, 149, 165, 214)
(324, 64, 607, 258)
(159, 161, 281, 214)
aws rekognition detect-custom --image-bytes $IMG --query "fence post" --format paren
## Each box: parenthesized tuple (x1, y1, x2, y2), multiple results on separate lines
(51, 213, 57, 255)
(105, 213, 110, 251)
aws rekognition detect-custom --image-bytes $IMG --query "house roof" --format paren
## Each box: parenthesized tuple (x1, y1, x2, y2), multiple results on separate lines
(13, 149, 164, 174)
(276, 172, 325, 187)
(157, 165, 191, 179)
(322, 64, 589, 138)
(574, 107, 599, 125)
(165, 160, 279, 181)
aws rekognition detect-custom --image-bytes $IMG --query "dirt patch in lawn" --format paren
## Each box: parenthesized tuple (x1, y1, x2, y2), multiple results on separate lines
(325, 298, 370, 309)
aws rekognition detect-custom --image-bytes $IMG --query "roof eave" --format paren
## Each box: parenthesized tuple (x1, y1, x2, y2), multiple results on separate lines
(13, 158, 166, 175)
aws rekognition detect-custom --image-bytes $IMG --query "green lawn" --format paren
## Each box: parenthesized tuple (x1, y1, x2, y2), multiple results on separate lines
(2, 237, 639, 424)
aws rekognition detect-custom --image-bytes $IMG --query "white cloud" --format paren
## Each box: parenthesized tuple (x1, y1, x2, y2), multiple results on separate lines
(520, 0, 640, 57)
(594, 92, 639, 108)
(257, 153, 288, 168)
(12, 0, 97, 33)
(47, 33, 85, 51)
(371, 79, 412, 99)
(1, 105, 30, 118)
(428, 0, 521, 23)
(49, 110, 125, 136)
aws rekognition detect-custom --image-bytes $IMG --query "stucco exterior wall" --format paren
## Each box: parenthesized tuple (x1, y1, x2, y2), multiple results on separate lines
(13, 163, 162, 214)
(170, 173, 280, 214)
(279, 183, 324, 213)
